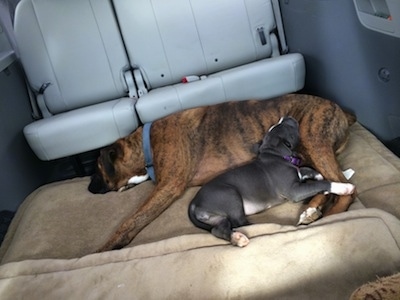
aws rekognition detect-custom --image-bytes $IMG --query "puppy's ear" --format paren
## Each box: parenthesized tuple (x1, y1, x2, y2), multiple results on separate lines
(284, 116, 299, 129)
(259, 134, 279, 152)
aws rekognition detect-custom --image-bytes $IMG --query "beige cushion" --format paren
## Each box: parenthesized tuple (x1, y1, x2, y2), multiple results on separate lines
(1, 122, 400, 299)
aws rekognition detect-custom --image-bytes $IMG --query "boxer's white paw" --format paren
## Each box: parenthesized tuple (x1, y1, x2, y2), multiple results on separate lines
(127, 174, 150, 185)
(315, 173, 324, 181)
(330, 182, 355, 195)
(118, 174, 150, 192)
(297, 207, 322, 226)
(231, 231, 250, 247)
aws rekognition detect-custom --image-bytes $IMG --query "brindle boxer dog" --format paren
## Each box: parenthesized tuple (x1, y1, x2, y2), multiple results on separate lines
(89, 94, 356, 252)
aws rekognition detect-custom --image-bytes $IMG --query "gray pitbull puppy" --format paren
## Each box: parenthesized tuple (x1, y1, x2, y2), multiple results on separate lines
(188, 116, 355, 247)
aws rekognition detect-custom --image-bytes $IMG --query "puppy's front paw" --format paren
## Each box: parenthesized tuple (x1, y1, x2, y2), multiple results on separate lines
(297, 207, 322, 226)
(231, 231, 250, 247)
(330, 182, 355, 195)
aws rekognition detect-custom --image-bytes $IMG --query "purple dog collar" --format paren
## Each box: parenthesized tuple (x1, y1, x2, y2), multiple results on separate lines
(283, 155, 302, 167)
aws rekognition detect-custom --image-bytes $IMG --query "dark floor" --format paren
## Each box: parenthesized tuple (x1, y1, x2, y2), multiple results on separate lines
(0, 210, 15, 247)
(386, 137, 400, 158)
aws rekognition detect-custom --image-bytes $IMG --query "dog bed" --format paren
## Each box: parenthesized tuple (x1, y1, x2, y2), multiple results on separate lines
(1, 122, 400, 299)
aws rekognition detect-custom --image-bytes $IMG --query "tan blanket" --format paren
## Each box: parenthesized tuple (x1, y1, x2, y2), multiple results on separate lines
(1, 123, 400, 299)
(0, 209, 399, 299)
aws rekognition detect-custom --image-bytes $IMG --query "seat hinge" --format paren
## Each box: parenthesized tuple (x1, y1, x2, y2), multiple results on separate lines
(133, 68, 148, 97)
(123, 70, 138, 99)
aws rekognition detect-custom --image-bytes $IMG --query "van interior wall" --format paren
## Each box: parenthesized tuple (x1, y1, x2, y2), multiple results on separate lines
(280, 0, 400, 142)
(0, 62, 52, 212)
(0, 60, 101, 213)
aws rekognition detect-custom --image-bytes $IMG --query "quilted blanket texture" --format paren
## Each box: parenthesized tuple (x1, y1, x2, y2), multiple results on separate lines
(0, 123, 400, 299)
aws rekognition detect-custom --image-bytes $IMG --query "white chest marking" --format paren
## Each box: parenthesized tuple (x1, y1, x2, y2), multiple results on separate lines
(128, 173, 149, 185)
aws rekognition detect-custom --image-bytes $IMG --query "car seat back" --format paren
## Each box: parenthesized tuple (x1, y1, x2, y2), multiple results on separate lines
(112, 0, 306, 122)
(114, 0, 275, 89)
(14, 0, 139, 160)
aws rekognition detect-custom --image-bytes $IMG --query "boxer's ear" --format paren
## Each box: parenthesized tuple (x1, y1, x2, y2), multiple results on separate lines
(100, 144, 121, 177)
(108, 148, 117, 163)
(108, 143, 123, 162)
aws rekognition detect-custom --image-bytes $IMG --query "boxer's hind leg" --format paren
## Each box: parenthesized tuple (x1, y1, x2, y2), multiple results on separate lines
(295, 168, 326, 225)
(309, 150, 356, 218)
(297, 202, 324, 226)
(296, 183, 355, 225)
(297, 122, 356, 225)
(296, 148, 356, 225)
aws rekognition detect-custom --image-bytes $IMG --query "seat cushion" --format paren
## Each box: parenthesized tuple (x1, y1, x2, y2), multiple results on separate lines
(24, 98, 138, 160)
(136, 54, 305, 123)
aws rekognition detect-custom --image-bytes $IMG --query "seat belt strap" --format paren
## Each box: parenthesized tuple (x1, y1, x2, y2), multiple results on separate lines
(36, 82, 52, 118)
(270, 33, 280, 57)
(36, 94, 52, 118)
(24, 78, 42, 119)
(272, 0, 289, 54)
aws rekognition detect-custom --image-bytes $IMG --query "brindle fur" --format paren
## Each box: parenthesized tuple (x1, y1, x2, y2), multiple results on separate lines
(89, 94, 356, 251)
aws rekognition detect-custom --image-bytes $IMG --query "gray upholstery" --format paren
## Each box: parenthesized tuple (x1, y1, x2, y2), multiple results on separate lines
(136, 54, 305, 123)
(16, 0, 304, 160)
(15, 0, 138, 160)
(113, 0, 306, 123)
(24, 99, 136, 160)
(113, 0, 277, 89)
